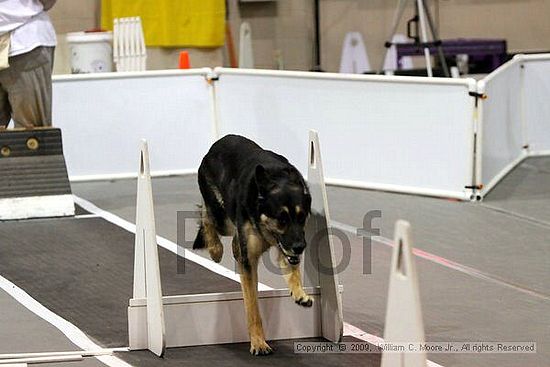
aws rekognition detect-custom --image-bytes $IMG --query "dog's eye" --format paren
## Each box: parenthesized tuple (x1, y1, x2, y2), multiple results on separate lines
(278, 212, 289, 226)
(296, 212, 306, 225)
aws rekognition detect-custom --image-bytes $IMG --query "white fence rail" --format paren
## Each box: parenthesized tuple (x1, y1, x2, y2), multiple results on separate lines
(522, 55, 550, 155)
(52, 69, 215, 180)
(477, 58, 525, 196)
(477, 54, 550, 197)
(50, 56, 550, 199)
(214, 68, 477, 200)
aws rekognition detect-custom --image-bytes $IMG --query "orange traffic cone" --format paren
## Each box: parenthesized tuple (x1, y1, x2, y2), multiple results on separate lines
(178, 51, 190, 69)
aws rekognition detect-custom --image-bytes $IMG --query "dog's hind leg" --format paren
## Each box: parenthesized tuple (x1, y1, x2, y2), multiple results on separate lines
(195, 205, 224, 263)
(278, 252, 313, 307)
(194, 171, 225, 262)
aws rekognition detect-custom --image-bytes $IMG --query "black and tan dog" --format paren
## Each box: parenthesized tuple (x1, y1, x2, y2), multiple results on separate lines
(193, 134, 313, 355)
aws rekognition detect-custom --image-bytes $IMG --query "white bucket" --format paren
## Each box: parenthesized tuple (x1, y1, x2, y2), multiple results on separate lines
(66, 32, 113, 74)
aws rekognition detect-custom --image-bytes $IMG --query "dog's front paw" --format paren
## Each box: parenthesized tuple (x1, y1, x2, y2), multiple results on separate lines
(250, 339, 273, 356)
(291, 291, 314, 307)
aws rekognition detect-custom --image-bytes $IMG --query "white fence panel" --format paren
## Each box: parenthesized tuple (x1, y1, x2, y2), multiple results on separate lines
(214, 68, 476, 200)
(522, 55, 550, 155)
(53, 69, 214, 180)
(478, 60, 525, 196)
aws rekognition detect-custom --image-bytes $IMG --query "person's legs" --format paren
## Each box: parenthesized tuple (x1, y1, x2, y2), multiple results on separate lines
(0, 81, 11, 127)
(4, 46, 54, 128)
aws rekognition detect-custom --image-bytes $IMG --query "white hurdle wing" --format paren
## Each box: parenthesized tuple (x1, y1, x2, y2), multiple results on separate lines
(381, 220, 427, 367)
(238, 22, 254, 68)
(132, 140, 166, 357)
(304, 130, 344, 343)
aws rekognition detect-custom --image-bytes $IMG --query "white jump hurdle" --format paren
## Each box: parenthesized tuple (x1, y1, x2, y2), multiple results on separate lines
(128, 134, 429, 365)
(128, 131, 344, 355)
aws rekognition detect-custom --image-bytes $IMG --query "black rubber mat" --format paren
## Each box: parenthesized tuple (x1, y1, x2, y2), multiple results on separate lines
(118, 336, 379, 367)
(0, 217, 240, 347)
(74, 204, 90, 216)
(0, 217, 377, 366)
(0, 128, 72, 199)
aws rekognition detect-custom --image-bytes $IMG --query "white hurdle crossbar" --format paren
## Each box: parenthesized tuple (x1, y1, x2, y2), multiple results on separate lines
(381, 220, 427, 367)
(128, 132, 344, 354)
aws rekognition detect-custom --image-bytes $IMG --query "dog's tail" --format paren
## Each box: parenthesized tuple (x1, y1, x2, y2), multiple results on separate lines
(193, 225, 206, 249)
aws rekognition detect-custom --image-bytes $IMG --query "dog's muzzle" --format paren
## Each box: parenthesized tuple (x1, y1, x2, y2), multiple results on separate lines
(278, 243, 301, 265)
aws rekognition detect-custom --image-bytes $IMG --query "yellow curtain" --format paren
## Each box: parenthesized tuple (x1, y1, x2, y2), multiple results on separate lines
(101, 0, 225, 47)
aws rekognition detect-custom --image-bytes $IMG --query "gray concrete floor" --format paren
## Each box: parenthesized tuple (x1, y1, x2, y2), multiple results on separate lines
(0, 157, 548, 367)
(0, 289, 107, 367)
(68, 157, 550, 367)
(481, 156, 550, 224)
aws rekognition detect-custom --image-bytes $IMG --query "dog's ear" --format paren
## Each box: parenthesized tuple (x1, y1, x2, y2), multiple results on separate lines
(255, 164, 273, 194)
(285, 168, 300, 183)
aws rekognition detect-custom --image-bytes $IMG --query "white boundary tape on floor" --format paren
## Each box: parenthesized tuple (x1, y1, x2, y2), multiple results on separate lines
(74, 213, 100, 220)
(0, 275, 131, 367)
(0, 349, 124, 360)
(128, 134, 344, 351)
(0, 355, 83, 365)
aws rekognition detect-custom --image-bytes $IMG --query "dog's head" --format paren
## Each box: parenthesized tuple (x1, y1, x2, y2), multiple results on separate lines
(254, 164, 312, 265)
